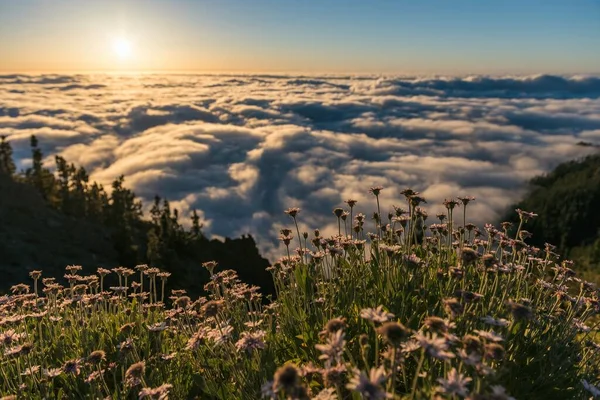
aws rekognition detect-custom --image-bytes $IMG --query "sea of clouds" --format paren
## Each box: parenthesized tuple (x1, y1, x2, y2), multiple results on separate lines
(1, 73, 599, 259)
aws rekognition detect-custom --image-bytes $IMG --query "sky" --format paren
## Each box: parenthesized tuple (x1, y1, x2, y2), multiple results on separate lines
(0, 0, 599, 74)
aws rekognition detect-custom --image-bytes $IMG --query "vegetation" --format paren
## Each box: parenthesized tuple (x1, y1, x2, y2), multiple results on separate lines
(0, 135, 274, 297)
(1, 184, 600, 399)
(503, 153, 600, 283)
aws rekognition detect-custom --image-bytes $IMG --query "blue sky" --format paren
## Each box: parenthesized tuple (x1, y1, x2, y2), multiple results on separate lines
(0, 0, 599, 73)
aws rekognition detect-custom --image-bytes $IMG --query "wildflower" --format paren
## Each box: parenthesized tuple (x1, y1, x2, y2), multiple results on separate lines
(474, 330, 504, 342)
(235, 330, 266, 353)
(65, 265, 83, 274)
(273, 364, 300, 393)
(369, 186, 384, 196)
(458, 196, 475, 206)
(63, 359, 82, 375)
(456, 290, 483, 303)
(88, 350, 106, 364)
(458, 349, 482, 367)
(377, 322, 411, 346)
(21, 365, 40, 376)
(574, 319, 592, 332)
(118, 338, 135, 354)
(345, 199, 358, 208)
(515, 208, 538, 222)
(443, 298, 464, 318)
(29, 270, 42, 279)
(126, 361, 146, 387)
(324, 318, 346, 335)
(139, 383, 173, 400)
(185, 328, 207, 351)
(463, 334, 483, 354)
(157, 272, 171, 280)
(333, 207, 345, 218)
(322, 364, 347, 387)
(484, 343, 505, 360)
(460, 247, 479, 265)
(261, 380, 276, 399)
(10, 284, 30, 294)
(202, 300, 224, 318)
(481, 253, 496, 268)
(415, 332, 455, 360)
(42, 368, 62, 378)
(401, 188, 417, 198)
(0, 329, 26, 346)
(85, 370, 104, 384)
(506, 300, 533, 321)
(315, 330, 346, 367)
(436, 368, 472, 398)
(444, 199, 460, 210)
(174, 296, 191, 308)
(424, 316, 455, 333)
(480, 316, 509, 327)
(120, 322, 136, 334)
(404, 254, 423, 268)
(399, 338, 420, 354)
(147, 322, 168, 332)
(202, 261, 218, 275)
(313, 387, 338, 400)
(284, 207, 301, 217)
(110, 286, 128, 295)
(206, 323, 233, 345)
(161, 352, 177, 361)
(360, 306, 394, 323)
(346, 366, 390, 400)
(488, 385, 516, 400)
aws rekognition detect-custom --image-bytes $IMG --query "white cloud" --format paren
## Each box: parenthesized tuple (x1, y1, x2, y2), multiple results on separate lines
(1, 73, 599, 260)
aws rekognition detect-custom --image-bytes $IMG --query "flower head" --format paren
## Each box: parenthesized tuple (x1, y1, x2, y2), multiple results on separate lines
(126, 361, 146, 387)
(346, 366, 390, 400)
(139, 383, 173, 400)
(369, 186, 384, 196)
(360, 306, 394, 324)
(436, 368, 472, 397)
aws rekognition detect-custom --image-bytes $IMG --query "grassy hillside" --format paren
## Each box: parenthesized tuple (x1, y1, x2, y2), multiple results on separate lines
(2, 188, 600, 399)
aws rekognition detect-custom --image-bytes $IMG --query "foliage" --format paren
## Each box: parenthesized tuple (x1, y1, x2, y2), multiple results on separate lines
(503, 152, 600, 282)
(1, 189, 599, 399)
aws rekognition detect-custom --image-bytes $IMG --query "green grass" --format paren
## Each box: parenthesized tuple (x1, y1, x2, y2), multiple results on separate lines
(1, 189, 600, 399)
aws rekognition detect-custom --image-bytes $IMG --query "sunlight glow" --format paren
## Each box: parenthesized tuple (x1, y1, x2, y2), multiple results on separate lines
(112, 37, 134, 60)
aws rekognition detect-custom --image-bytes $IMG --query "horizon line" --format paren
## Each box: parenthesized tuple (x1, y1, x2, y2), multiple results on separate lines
(2, 69, 600, 78)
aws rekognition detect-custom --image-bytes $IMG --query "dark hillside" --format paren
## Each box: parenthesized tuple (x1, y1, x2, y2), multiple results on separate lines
(0, 174, 118, 287)
(502, 153, 600, 279)
(0, 135, 274, 296)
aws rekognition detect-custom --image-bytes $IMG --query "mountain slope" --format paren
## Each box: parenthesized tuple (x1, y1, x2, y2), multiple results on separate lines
(503, 152, 600, 279)
(0, 174, 274, 295)
(0, 174, 118, 287)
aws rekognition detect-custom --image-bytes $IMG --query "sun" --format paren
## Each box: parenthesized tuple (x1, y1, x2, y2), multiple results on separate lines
(112, 37, 134, 60)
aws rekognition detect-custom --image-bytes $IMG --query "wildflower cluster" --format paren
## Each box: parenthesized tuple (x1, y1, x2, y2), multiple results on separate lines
(1, 188, 599, 399)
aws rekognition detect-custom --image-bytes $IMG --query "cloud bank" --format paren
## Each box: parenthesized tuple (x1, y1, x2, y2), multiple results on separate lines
(1, 73, 598, 259)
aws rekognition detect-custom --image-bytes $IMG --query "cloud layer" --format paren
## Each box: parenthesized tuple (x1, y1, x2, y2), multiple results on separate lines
(1, 73, 599, 259)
